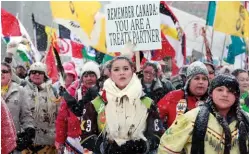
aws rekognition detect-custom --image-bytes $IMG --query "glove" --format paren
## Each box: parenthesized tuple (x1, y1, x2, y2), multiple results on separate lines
(59, 86, 67, 97)
(84, 85, 99, 102)
(106, 139, 148, 153)
(16, 133, 33, 151)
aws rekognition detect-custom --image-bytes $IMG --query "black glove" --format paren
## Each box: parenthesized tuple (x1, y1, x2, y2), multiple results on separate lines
(16, 130, 34, 151)
(106, 139, 148, 154)
(84, 85, 99, 102)
(4, 56, 12, 64)
(59, 86, 66, 97)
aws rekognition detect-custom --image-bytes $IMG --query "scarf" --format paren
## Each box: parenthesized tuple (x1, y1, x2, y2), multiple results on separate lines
(1, 85, 9, 97)
(103, 74, 148, 146)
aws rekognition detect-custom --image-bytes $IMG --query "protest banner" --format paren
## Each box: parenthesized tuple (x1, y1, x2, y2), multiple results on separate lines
(105, 1, 162, 52)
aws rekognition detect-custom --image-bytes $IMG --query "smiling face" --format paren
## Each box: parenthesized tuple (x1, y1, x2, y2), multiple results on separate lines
(212, 86, 236, 111)
(189, 74, 209, 97)
(1, 64, 11, 86)
(29, 70, 45, 86)
(82, 72, 97, 88)
(110, 59, 133, 90)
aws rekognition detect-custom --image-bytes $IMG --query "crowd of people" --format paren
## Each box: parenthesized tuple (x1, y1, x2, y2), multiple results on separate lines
(2, 43, 249, 154)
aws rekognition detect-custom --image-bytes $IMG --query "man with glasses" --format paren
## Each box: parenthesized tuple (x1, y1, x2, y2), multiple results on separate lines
(22, 62, 59, 153)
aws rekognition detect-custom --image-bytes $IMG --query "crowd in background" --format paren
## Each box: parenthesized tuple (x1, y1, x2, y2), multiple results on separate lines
(2, 43, 249, 154)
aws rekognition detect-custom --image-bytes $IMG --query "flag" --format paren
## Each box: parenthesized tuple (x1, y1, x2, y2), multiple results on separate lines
(18, 17, 41, 62)
(1, 9, 21, 37)
(206, 1, 249, 38)
(45, 45, 58, 83)
(50, 1, 101, 46)
(16, 43, 33, 65)
(32, 14, 57, 51)
(58, 24, 117, 64)
(153, 1, 186, 75)
(223, 35, 246, 64)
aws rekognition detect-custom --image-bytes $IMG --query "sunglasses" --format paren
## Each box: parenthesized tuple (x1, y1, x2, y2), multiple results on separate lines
(30, 70, 45, 75)
(1, 70, 10, 74)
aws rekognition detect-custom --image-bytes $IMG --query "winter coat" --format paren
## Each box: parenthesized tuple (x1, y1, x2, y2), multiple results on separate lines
(23, 79, 59, 145)
(157, 89, 201, 128)
(240, 91, 249, 113)
(80, 91, 164, 153)
(1, 98, 17, 154)
(141, 78, 174, 104)
(55, 82, 82, 145)
(158, 107, 248, 154)
(3, 82, 33, 133)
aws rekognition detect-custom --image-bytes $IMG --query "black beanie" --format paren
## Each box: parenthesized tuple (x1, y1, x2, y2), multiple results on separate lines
(209, 74, 240, 98)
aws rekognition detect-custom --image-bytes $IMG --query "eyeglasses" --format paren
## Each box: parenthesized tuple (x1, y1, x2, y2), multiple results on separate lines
(1, 70, 10, 74)
(209, 71, 215, 75)
(30, 70, 45, 75)
(143, 71, 155, 76)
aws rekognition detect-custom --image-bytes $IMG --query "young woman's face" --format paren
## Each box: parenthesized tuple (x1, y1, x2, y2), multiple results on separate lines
(110, 59, 133, 90)
(1, 65, 11, 86)
(189, 74, 209, 97)
(82, 73, 97, 88)
(65, 73, 75, 87)
(237, 72, 249, 93)
(212, 86, 236, 111)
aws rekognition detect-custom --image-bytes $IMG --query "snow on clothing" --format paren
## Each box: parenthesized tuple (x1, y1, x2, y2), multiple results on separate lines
(158, 106, 249, 154)
(159, 74, 249, 154)
(1, 98, 17, 154)
(23, 79, 59, 145)
(55, 80, 83, 153)
(157, 89, 206, 128)
(240, 91, 249, 113)
(141, 78, 175, 104)
(80, 74, 164, 153)
(2, 82, 33, 133)
(158, 61, 209, 128)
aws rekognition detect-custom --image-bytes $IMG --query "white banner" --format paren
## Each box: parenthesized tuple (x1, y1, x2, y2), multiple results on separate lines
(105, 1, 161, 52)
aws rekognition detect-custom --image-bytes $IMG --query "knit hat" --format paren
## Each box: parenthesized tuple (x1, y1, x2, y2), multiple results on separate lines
(186, 61, 208, 79)
(63, 62, 77, 79)
(81, 61, 100, 79)
(209, 74, 240, 98)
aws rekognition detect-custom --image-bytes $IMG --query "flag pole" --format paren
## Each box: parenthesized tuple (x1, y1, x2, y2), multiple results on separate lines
(220, 34, 227, 66)
(31, 13, 38, 50)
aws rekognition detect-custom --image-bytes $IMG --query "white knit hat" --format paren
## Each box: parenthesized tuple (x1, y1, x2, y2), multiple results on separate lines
(81, 61, 100, 79)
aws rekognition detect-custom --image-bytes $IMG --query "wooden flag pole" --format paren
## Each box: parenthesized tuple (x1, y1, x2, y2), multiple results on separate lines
(135, 51, 140, 72)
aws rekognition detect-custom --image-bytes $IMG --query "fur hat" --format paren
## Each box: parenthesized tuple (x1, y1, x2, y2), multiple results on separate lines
(81, 61, 100, 79)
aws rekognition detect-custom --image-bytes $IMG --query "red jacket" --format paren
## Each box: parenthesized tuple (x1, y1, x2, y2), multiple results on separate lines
(55, 81, 81, 144)
(1, 99, 16, 154)
(157, 89, 199, 128)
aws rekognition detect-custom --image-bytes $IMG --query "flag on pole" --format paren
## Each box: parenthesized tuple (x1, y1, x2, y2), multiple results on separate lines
(206, 1, 249, 38)
(152, 1, 186, 75)
(223, 35, 247, 64)
(32, 14, 57, 52)
(1, 9, 22, 37)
